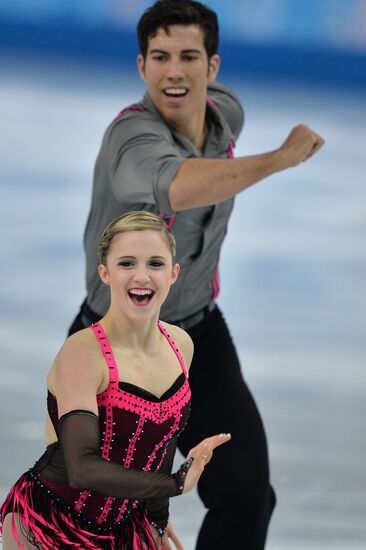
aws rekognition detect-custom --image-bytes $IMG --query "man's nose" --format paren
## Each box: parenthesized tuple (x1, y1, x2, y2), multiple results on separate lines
(166, 58, 184, 80)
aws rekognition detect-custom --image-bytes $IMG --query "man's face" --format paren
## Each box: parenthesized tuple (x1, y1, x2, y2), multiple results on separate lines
(138, 24, 220, 131)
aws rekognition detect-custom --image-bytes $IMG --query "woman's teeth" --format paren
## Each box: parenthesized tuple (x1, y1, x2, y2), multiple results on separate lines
(129, 289, 153, 296)
(128, 289, 154, 304)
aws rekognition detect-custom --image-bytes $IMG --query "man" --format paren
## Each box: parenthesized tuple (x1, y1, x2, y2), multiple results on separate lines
(69, 1, 324, 548)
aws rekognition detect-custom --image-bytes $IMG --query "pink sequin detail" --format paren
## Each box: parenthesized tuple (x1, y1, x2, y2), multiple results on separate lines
(94, 322, 190, 421)
(88, 321, 190, 524)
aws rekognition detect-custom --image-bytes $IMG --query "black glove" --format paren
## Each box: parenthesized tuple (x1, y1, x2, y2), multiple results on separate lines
(56, 409, 188, 500)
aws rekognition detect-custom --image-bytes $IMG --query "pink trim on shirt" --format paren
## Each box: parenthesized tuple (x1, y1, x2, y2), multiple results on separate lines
(113, 104, 145, 121)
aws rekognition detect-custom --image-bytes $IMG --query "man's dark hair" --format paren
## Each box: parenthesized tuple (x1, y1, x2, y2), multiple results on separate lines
(137, 0, 219, 59)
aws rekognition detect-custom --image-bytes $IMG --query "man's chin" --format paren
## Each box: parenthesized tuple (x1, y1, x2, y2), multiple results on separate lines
(164, 111, 189, 129)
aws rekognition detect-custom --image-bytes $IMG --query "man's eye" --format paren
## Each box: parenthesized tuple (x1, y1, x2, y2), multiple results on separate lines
(153, 55, 167, 62)
(183, 55, 197, 62)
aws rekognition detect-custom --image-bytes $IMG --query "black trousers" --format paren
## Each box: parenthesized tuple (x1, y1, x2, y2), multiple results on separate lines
(68, 304, 276, 550)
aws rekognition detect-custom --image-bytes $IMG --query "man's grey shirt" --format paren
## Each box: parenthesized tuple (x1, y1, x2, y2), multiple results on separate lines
(84, 81, 244, 322)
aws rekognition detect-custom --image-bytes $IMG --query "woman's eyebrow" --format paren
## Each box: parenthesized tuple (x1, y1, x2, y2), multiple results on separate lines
(116, 255, 167, 260)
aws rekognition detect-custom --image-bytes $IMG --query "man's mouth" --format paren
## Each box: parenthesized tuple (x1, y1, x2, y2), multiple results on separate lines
(163, 87, 189, 99)
(128, 288, 155, 307)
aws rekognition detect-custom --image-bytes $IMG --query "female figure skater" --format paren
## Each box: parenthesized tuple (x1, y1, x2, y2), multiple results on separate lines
(0, 211, 230, 550)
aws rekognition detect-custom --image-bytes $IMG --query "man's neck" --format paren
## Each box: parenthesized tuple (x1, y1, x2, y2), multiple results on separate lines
(170, 111, 208, 152)
(146, 92, 209, 152)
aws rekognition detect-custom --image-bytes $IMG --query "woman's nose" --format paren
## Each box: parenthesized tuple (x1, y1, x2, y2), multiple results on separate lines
(132, 268, 150, 284)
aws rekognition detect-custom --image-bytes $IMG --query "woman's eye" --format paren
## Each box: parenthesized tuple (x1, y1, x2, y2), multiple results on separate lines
(150, 261, 164, 268)
(119, 261, 134, 267)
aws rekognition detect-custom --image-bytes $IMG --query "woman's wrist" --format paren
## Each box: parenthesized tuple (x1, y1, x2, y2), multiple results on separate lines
(150, 519, 168, 537)
(173, 457, 194, 494)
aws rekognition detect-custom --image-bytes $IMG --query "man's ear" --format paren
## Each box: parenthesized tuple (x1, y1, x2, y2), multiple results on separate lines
(208, 54, 221, 82)
(137, 54, 146, 80)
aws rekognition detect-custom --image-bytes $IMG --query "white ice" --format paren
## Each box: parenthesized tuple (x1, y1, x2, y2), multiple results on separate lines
(0, 52, 365, 549)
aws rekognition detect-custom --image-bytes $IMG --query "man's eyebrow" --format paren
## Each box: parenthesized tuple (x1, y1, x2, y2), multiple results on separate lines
(181, 49, 202, 55)
(149, 48, 202, 55)
(149, 48, 168, 55)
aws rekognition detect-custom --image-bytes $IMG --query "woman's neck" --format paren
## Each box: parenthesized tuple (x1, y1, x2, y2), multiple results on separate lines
(100, 309, 161, 351)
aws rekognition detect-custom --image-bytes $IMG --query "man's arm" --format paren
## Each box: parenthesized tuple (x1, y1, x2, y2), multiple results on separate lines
(169, 124, 325, 211)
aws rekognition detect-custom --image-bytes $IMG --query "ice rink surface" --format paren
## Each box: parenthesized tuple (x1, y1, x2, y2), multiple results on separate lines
(0, 53, 365, 549)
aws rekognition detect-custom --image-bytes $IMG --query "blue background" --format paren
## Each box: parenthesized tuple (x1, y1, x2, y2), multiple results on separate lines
(0, 2, 365, 549)
(1, 0, 366, 86)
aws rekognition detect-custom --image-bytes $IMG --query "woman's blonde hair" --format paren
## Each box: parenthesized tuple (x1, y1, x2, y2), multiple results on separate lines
(98, 211, 176, 265)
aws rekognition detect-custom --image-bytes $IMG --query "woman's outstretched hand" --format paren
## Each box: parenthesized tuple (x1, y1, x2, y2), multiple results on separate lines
(182, 433, 231, 494)
(150, 520, 183, 549)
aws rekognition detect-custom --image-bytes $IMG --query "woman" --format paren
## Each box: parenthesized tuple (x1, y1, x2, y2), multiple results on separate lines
(0, 211, 230, 549)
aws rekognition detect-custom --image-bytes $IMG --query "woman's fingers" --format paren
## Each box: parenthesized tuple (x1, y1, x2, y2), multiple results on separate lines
(183, 433, 231, 493)
(187, 433, 231, 463)
(166, 524, 184, 550)
(205, 433, 231, 450)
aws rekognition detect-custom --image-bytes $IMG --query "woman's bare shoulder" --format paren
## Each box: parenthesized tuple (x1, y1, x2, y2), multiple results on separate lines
(56, 327, 98, 363)
(160, 321, 194, 370)
(47, 328, 103, 392)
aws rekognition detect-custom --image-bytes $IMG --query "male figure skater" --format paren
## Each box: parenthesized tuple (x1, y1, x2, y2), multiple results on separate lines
(69, 1, 324, 548)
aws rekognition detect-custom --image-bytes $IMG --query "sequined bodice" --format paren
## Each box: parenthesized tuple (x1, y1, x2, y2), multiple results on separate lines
(45, 322, 191, 528)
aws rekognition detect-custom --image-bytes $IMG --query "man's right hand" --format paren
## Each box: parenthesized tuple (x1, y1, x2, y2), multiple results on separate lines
(169, 123, 325, 212)
(279, 124, 325, 168)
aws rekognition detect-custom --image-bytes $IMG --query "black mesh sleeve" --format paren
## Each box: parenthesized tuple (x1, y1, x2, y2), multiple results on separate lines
(144, 438, 177, 535)
(58, 410, 188, 500)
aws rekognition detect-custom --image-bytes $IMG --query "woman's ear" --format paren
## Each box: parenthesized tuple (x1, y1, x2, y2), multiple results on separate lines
(98, 264, 110, 286)
(171, 263, 180, 285)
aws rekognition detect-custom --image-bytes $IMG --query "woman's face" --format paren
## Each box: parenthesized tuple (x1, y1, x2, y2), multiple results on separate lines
(98, 229, 179, 322)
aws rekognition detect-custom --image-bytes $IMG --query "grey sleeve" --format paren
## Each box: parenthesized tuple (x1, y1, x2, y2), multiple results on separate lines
(208, 82, 245, 139)
(106, 116, 187, 216)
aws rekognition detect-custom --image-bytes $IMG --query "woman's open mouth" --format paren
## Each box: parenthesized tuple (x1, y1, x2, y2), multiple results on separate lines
(128, 288, 155, 307)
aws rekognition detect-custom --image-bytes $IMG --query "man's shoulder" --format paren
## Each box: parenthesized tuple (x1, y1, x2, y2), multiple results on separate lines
(208, 81, 242, 104)
(207, 81, 245, 138)
(105, 101, 173, 143)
